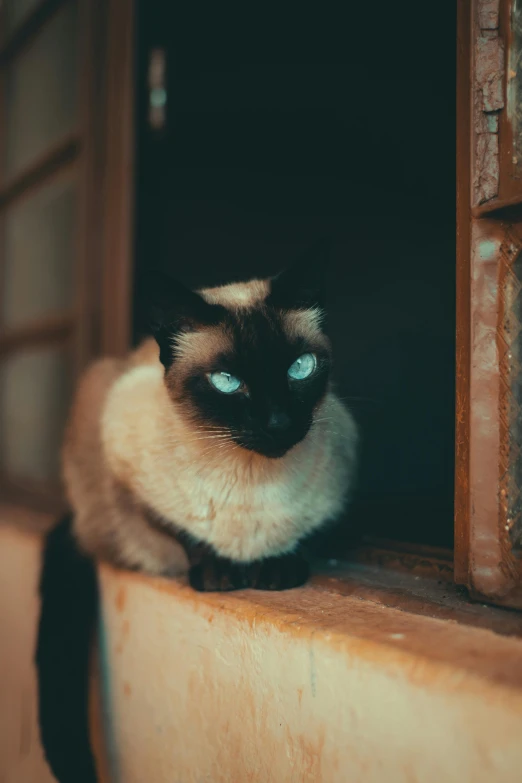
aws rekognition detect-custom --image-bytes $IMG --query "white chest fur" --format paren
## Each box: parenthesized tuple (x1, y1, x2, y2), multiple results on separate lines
(102, 364, 357, 561)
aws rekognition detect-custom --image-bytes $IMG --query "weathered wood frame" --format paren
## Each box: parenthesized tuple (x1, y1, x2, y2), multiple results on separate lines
(0, 0, 134, 511)
(455, 0, 522, 607)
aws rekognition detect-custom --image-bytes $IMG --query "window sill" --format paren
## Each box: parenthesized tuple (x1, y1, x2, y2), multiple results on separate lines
(97, 560, 522, 782)
(2, 515, 522, 781)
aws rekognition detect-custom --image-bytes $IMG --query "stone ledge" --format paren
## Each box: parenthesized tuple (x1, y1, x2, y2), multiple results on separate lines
(97, 563, 522, 783)
(2, 521, 522, 782)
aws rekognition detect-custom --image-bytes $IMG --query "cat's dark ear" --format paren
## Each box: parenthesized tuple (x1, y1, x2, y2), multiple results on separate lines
(138, 272, 223, 370)
(269, 238, 330, 310)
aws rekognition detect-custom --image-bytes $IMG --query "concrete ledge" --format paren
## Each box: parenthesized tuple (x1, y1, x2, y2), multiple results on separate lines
(2, 522, 522, 782)
(98, 564, 522, 783)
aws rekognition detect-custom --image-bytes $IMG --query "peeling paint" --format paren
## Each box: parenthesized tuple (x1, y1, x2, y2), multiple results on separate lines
(479, 239, 499, 260)
(476, 36, 504, 112)
(468, 220, 522, 603)
(478, 0, 499, 30)
(473, 1, 505, 204)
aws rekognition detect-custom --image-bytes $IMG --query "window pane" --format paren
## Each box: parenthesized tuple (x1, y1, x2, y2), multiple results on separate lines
(2, 0, 41, 38)
(0, 349, 71, 482)
(4, 2, 79, 179)
(2, 177, 76, 328)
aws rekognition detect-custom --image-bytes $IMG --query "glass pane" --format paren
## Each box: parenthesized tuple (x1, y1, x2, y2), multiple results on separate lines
(3, 0, 41, 38)
(2, 177, 76, 328)
(0, 349, 71, 482)
(4, 2, 79, 178)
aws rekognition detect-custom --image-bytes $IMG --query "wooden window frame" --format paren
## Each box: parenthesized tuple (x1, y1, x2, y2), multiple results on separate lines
(3, 0, 522, 615)
(455, 0, 522, 608)
(0, 0, 134, 512)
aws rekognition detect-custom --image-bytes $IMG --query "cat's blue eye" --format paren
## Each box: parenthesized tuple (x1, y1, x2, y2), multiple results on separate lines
(209, 372, 242, 394)
(288, 353, 317, 381)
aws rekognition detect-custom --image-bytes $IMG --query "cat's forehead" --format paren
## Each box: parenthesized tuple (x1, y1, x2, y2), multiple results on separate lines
(199, 279, 270, 309)
(199, 277, 326, 346)
(173, 284, 327, 374)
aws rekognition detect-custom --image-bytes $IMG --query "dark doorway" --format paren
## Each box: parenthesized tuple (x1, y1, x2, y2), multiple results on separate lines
(134, 3, 456, 549)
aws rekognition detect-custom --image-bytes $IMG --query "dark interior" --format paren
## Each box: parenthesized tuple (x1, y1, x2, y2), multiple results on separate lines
(134, 2, 456, 550)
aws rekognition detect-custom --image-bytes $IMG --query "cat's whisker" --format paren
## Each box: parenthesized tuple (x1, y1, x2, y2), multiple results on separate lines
(318, 429, 354, 442)
(162, 434, 232, 446)
(336, 394, 380, 405)
(183, 437, 231, 442)
(191, 429, 232, 435)
(162, 425, 232, 435)
(162, 431, 232, 441)
(288, 450, 303, 467)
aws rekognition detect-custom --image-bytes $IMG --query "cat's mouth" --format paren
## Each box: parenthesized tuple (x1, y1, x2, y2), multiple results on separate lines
(232, 432, 306, 459)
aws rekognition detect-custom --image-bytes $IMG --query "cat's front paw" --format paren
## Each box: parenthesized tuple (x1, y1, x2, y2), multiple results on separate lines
(188, 552, 310, 592)
(189, 556, 248, 592)
(247, 553, 310, 591)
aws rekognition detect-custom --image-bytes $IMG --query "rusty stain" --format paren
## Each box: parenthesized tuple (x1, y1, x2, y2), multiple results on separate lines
(297, 687, 303, 706)
(99, 563, 522, 691)
(123, 682, 132, 697)
(284, 725, 326, 782)
(116, 618, 131, 654)
(115, 585, 127, 613)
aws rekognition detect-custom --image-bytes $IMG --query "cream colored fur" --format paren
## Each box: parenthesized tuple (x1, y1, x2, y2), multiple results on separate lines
(201, 279, 270, 309)
(63, 283, 358, 575)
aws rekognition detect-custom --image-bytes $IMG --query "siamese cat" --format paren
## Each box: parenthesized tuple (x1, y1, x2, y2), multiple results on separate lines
(36, 242, 358, 782)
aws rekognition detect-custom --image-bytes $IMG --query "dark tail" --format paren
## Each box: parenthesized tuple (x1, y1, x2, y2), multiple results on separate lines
(35, 514, 99, 783)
